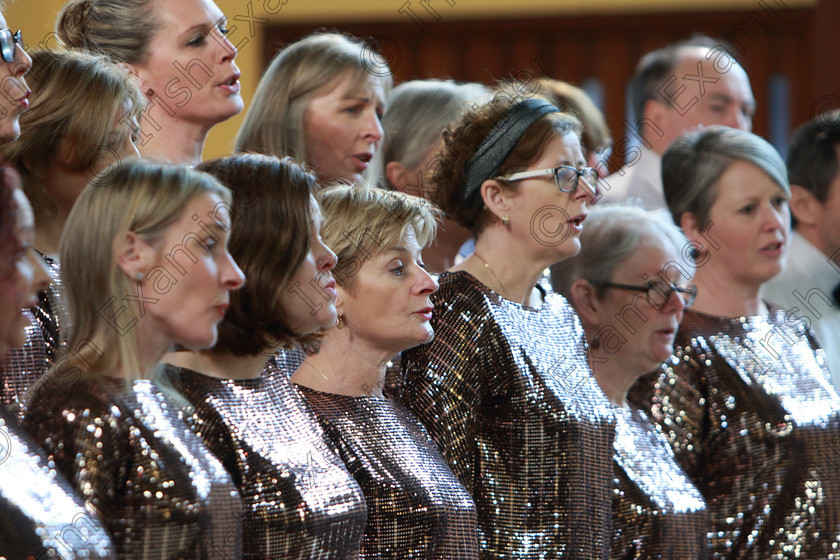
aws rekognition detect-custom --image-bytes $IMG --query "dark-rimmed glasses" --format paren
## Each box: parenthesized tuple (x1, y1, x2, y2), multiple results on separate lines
(600, 280, 697, 309)
(495, 166, 600, 196)
(0, 29, 22, 64)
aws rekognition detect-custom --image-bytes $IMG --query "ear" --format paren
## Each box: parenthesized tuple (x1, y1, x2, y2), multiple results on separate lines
(644, 98, 668, 130)
(480, 179, 514, 223)
(569, 278, 603, 330)
(679, 212, 704, 245)
(115, 231, 154, 280)
(385, 161, 416, 196)
(789, 184, 820, 228)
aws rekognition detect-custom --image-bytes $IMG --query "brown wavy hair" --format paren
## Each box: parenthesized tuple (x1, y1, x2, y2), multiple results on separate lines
(197, 153, 320, 356)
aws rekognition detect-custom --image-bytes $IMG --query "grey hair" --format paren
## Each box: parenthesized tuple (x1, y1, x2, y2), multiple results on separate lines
(380, 79, 489, 180)
(663, 126, 789, 228)
(552, 203, 690, 300)
(235, 32, 392, 162)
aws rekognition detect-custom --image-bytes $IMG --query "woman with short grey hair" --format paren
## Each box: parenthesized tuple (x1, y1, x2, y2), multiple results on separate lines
(558, 204, 709, 559)
(630, 125, 840, 558)
(381, 79, 488, 272)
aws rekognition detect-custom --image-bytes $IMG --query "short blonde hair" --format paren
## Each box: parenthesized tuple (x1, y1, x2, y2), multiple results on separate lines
(59, 160, 231, 384)
(0, 49, 144, 221)
(235, 32, 392, 162)
(317, 184, 438, 289)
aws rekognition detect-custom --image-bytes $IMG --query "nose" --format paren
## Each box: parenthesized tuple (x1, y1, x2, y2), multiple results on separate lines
(415, 265, 439, 296)
(764, 202, 788, 231)
(215, 26, 238, 62)
(362, 108, 384, 145)
(14, 42, 31, 78)
(660, 286, 687, 314)
(316, 237, 338, 272)
(25, 249, 50, 295)
(222, 252, 246, 290)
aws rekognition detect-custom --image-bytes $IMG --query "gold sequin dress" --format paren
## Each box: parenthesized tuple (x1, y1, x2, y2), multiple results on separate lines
(611, 405, 710, 559)
(297, 385, 480, 560)
(158, 360, 368, 559)
(22, 373, 244, 560)
(400, 271, 616, 559)
(0, 405, 114, 559)
(629, 306, 840, 559)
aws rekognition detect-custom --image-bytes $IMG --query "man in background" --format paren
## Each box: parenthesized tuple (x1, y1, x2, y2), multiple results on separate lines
(604, 36, 755, 210)
(763, 110, 840, 389)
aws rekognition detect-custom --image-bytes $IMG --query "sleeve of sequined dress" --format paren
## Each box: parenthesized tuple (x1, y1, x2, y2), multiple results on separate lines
(23, 384, 129, 524)
(399, 277, 491, 493)
(628, 344, 709, 479)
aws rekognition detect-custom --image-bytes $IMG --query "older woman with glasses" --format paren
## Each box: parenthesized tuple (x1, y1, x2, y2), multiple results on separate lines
(400, 84, 616, 559)
(555, 204, 709, 559)
(630, 126, 840, 558)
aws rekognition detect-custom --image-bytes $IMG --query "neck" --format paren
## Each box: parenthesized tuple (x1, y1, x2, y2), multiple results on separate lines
(454, 230, 548, 306)
(691, 266, 764, 317)
(132, 326, 173, 380)
(585, 327, 650, 407)
(292, 328, 390, 397)
(796, 225, 831, 258)
(424, 223, 470, 274)
(162, 348, 271, 381)
(35, 215, 66, 261)
(139, 117, 209, 165)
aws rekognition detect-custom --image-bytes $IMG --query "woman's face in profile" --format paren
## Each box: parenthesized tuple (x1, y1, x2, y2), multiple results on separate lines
(0, 12, 31, 144)
(303, 70, 385, 184)
(0, 181, 49, 357)
(279, 199, 339, 336)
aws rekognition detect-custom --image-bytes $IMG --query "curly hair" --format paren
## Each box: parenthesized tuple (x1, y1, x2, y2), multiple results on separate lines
(427, 83, 581, 234)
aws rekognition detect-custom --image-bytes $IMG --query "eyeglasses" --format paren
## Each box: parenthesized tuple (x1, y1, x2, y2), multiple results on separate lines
(600, 280, 697, 309)
(0, 29, 22, 64)
(495, 166, 600, 196)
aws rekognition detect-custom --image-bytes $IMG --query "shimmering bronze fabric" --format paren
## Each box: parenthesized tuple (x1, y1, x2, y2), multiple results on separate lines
(297, 385, 480, 560)
(1, 253, 62, 411)
(400, 271, 616, 559)
(629, 306, 840, 559)
(22, 373, 243, 559)
(0, 406, 114, 559)
(611, 405, 709, 559)
(158, 360, 368, 560)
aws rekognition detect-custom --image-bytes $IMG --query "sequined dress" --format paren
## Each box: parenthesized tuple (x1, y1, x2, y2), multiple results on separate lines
(611, 405, 709, 559)
(1, 253, 61, 411)
(158, 359, 368, 560)
(0, 405, 114, 559)
(22, 373, 243, 560)
(628, 306, 840, 559)
(400, 271, 616, 559)
(297, 385, 480, 560)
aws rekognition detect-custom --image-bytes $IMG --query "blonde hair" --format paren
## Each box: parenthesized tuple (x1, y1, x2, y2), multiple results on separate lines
(59, 160, 231, 384)
(55, 0, 159, 64)
(235, 32, 392, 162)
(317, 183, 438, 289)
(0, 49, 144, 221)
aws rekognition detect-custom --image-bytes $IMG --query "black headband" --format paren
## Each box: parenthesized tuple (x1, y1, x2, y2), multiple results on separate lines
(460, 98, 560, 208)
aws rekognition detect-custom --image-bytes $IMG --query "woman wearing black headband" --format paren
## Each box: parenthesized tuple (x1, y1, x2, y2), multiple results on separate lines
(400, 84, 615, 559)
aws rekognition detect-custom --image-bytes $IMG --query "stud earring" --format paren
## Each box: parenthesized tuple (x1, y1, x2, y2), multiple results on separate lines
(145, 88, 155, 97)
(501, 216, 510, 226)
(136, 272, 144, 281)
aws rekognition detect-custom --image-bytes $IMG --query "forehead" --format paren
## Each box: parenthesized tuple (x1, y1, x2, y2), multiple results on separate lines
(614, 237, 681, 280)
(673, 50, 754, 101)
(154, 0, 224, 31)
(318, 69, 384, 102)
(11, 187, 33, 230)
(540, 131, 584, 164)
(713, 160, 784, 201)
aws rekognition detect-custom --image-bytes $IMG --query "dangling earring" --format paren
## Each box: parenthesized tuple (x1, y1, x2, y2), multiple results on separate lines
(336, 314, 345, 329)
(589, 335, 600, 350)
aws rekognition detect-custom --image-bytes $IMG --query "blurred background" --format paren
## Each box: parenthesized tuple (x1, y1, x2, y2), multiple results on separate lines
(11, 0, 838, 164)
